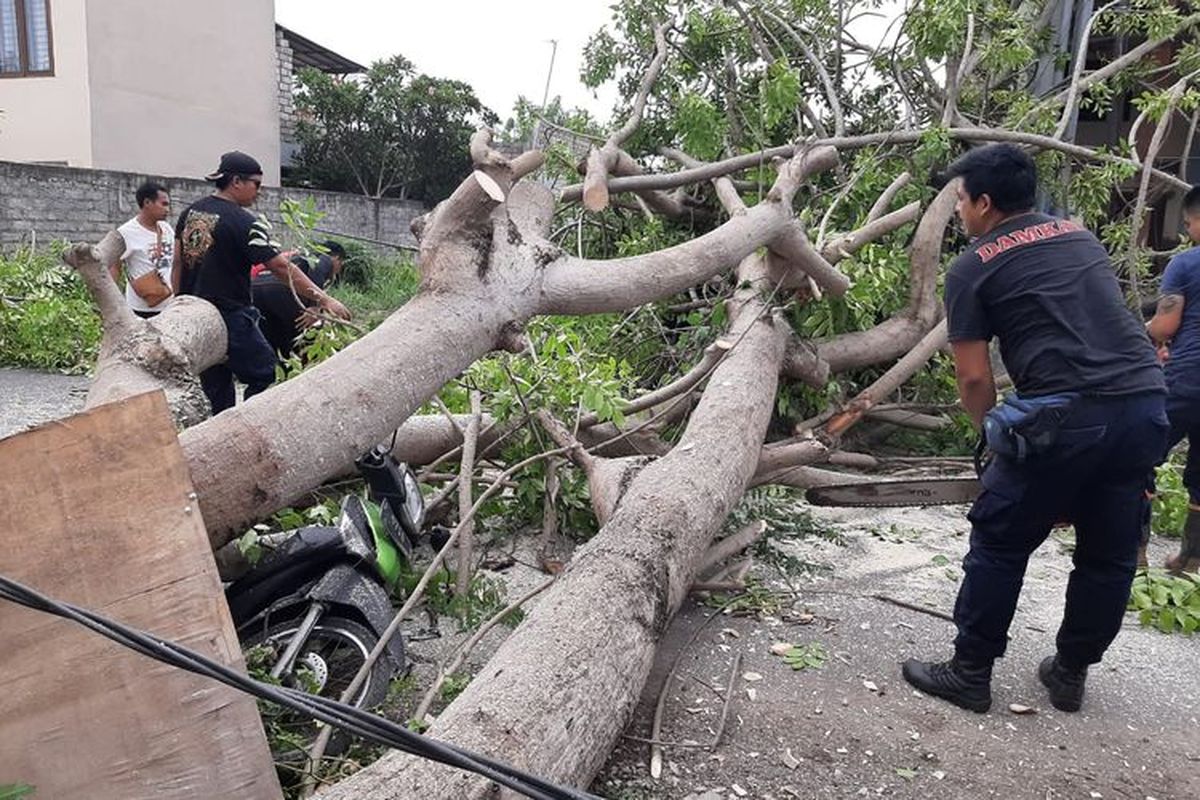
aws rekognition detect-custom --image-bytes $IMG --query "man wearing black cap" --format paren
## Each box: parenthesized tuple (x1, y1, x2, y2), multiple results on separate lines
(174, 150, 351, 414)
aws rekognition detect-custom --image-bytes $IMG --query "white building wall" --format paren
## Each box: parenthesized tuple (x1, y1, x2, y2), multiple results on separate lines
(0, 0, 93, 167)
(85, 0, 281, 184)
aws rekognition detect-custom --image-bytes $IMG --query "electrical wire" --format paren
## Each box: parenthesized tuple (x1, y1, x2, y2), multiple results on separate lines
(0, 572, 598, 800)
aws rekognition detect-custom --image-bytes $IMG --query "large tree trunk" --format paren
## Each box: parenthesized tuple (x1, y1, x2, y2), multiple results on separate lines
(174, 142, 827, 549)
(319, 251, 790, 799)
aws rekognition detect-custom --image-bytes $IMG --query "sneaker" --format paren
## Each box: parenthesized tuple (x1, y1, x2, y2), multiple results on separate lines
(1038, 655, 1087, 712)
(901, 657, 992, 713)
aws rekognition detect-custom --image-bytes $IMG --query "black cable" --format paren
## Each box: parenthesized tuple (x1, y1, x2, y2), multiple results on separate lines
(0, 573, 598, 800)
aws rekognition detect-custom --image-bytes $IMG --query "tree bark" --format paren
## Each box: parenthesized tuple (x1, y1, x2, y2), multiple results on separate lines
(63, 232, 226, 427)
(319, 251, 790, 800)
(161, 140, 838, 549)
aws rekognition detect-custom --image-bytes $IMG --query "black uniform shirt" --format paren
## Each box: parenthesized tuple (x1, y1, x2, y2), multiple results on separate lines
(944, 212, 1163, 398)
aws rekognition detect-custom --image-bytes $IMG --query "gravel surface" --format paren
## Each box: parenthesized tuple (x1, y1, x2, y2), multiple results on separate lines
(596, 505, 1200, 800)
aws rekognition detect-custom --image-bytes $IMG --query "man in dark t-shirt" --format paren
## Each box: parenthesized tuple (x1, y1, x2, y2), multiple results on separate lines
(174, 151, 350, 413)
(252, 242, 346, 358)
(902, 145, 1167, 715)
(1146, 184, 1200, 574)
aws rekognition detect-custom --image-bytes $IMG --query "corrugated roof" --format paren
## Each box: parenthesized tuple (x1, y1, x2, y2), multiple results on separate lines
(277, 24, 366, 74)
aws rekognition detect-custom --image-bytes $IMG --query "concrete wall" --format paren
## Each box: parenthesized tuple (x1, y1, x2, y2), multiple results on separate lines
(0, 0, 92, 167)
(85, 0, 282, 184)
(0, 160, 423, 252)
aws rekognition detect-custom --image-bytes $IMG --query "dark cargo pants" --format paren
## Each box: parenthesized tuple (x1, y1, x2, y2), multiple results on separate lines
(953, 392, 1168, 667)
(200, 306, 278, 415)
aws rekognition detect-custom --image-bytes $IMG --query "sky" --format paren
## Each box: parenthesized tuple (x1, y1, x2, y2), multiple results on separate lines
(274, 0, 621, 123)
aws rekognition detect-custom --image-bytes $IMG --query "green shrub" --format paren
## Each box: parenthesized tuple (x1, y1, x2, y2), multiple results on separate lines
(0, 245, 101, 373)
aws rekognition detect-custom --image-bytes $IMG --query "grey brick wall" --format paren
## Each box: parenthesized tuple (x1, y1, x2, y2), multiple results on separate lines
(0, 160, 424, 252)
(276, 29, 298, 144)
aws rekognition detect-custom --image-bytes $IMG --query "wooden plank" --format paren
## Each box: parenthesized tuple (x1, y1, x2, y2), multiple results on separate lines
(0, 391, 281, 799)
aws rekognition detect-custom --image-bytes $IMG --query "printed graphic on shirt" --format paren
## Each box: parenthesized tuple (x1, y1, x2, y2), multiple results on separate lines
(974, 219, 1085, 264)
(150, 232, 174, 273)
(249, 214, 281, 250)
(180, 211, 220, 268)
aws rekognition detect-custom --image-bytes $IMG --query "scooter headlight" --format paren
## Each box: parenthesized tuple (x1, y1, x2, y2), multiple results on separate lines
(402, 467, 425, 532)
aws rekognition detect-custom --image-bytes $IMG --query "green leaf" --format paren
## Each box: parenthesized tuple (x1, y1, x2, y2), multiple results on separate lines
(1158, 606, 1176, 633)
(674, 92, 726, 161)
(0, 785, 36, 800)
(895, 767, 917, 780)
(931, 554, 950, 567)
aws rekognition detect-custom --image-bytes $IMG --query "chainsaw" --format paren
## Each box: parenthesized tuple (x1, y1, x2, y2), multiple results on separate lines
(805, 439, 986, 508)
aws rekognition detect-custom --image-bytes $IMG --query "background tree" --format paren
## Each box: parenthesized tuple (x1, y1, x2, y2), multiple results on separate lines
(290, 55, 499, 202)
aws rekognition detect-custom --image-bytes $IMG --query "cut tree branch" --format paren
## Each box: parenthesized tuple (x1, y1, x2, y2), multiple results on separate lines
(581, 23, 670, 212)
(454, 391, 482, 599)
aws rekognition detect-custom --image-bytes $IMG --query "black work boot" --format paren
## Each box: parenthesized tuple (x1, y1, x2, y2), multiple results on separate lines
(1038, 655, 1088, 712)
(901, 656, 993, 713)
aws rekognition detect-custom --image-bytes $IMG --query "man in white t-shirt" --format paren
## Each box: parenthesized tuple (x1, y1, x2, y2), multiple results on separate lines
(109, 181, 175, 317)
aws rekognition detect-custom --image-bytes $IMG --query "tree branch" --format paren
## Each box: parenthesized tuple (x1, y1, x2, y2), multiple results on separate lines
(867, 171, 912, 223)
(561, 127, 1192, 200)
(759, 7, 845, 136)
(663, 146, 850, 296)
(454, 392, 482, 599)
(578, 340, 731, 428)
(823, 201, 921, 264)
(541, 147, 840, 315)
(824, 319, 949, 436)
(1054, 0, 1123, 141)
(582, 23, 670, 211)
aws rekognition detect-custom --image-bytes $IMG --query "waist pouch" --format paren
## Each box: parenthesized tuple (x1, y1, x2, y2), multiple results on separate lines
(983, 392, 1080, 462)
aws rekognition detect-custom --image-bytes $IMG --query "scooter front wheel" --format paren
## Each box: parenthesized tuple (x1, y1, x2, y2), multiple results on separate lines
(242, 614, 393, 760)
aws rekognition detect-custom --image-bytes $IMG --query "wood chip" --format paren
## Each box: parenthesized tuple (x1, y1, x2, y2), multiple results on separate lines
(1008, 703, 1037, 715)
(862, 680, 879, 693)
(731, 784, 748, 797)
(781, 748, 801, 770)
(742, 671, 763, 682)
(770, 642, 795, 656)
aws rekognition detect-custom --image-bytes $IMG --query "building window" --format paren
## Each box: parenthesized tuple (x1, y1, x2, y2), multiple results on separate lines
(0, 0, 53, 77)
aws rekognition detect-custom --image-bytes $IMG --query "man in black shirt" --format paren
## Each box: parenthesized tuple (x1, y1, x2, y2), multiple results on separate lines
(174, 151, 350, 413)
(252, 242, 346, 358)
(901, 145, 1167, 713)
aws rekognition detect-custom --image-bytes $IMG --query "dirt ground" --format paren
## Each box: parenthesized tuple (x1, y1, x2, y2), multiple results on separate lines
(4, 368, 1197, 800)
(593, 505, 1200, 800)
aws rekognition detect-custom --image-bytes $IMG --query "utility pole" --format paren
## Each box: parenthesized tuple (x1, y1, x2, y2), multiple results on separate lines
(541, 39, 558, 111)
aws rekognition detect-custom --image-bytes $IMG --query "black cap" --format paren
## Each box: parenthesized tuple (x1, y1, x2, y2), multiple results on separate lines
(205, 151, 263, 181)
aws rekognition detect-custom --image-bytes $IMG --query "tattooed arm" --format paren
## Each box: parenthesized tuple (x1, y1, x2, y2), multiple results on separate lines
(1147, 293, 1184, 344)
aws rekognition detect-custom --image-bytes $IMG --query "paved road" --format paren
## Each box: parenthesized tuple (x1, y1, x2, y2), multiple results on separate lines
(0, 367, 89, 439)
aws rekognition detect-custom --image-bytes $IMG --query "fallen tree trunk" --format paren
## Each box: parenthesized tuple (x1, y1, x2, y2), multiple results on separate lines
(63, 233, 226, 426)
(319, 250, 791, 800)
(174, 138, 831, 548)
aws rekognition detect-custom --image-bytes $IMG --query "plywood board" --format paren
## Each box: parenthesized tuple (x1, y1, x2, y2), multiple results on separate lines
(0, 391, 281, 799)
